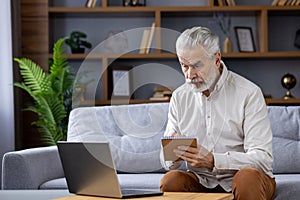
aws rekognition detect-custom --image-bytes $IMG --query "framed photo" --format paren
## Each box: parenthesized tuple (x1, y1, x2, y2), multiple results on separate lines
(234, 27, 256, 52)
(108, 66, 133, 99)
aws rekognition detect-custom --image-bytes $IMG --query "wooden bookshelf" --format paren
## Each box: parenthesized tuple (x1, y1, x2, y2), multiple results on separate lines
(46, 2, 300, 105)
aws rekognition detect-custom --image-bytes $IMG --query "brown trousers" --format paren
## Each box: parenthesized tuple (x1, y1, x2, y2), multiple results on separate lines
(160, 168, 276, 200)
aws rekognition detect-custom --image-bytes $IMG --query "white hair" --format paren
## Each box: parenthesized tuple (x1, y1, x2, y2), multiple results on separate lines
(176, 27, 220, 59)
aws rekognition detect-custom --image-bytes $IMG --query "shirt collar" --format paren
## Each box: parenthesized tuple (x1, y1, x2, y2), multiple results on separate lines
(214, 60, 228, 92)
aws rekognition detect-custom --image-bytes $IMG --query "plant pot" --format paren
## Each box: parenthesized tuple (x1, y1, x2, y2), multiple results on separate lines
(71, 48, 85, 54)
(223, 37, 233, 53)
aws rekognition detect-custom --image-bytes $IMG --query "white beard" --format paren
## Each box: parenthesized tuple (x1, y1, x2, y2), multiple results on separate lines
(186, 65, 220, 93)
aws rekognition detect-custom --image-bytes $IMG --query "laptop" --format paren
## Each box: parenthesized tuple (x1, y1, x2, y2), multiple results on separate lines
(57, 141, 163, 198)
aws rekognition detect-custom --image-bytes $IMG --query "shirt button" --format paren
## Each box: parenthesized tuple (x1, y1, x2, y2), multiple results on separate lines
(207, 116, 210, 118)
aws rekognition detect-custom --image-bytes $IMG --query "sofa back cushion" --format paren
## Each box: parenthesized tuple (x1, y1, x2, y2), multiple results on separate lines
(68, 103, 300, 174)
(268, 106, 300, 174)
(67, 103, 169, 173)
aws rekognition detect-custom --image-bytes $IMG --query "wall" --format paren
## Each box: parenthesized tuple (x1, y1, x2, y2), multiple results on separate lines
(0, 0, 15, 187)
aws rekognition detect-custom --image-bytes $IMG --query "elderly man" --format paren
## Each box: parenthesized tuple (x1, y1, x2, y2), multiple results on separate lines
(160, 27, 276, 200)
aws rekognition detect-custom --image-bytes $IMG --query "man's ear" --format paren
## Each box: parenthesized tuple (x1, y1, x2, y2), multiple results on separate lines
(215, 52, 221, 68)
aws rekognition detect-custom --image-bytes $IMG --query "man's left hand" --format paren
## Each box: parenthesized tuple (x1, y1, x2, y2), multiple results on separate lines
(173, 145, 214, 170)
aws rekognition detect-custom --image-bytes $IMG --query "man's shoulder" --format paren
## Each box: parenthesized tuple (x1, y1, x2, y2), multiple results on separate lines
(227, 71, 261, 92)
(173, 83, 190, 94)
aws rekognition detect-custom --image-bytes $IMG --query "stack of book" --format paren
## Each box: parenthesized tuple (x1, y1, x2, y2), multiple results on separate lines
(272, 0, 300, 5)
(139, 22, 156, 54)
(149, 86, 173, 101)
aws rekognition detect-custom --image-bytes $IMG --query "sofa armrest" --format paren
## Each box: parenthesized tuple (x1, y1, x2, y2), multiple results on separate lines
(1, 146, 64, 189)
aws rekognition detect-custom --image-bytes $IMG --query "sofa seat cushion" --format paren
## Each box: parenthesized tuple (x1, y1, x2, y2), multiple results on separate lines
(118, 173, 164, 190)
(274, 174, 300, 200)
(39, 178, 67, 189)
(39, 174, 165, 190)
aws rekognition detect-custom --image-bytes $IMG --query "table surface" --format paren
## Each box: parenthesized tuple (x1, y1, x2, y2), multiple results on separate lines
(0, 190, 72, 200)
(0, 190, 233, 200)
(56, 192, 234, 200)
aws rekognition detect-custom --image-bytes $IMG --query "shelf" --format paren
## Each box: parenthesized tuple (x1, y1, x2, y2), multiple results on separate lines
(49, 53, 177, 59)
(49, 6, 300, 13)
(49, 52, 300, 60)
(265, 98, 300, 105)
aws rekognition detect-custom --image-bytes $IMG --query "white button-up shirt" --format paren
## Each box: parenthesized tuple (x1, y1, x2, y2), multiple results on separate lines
(160, 62, 273, 192)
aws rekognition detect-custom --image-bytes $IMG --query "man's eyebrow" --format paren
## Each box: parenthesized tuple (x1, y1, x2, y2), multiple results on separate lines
(191, 61, 203, 67)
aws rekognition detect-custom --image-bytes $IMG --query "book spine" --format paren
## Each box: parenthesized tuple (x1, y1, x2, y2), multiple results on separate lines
(145, 22, 156, 54)
(139, 30, 150, 54)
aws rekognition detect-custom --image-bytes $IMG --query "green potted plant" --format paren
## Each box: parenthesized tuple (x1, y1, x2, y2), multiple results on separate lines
(14, 38, 76, 146)
(65, 31, 92, 54)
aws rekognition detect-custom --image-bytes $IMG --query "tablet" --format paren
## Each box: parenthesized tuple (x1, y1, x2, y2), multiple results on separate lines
(161, 136, 197, 161)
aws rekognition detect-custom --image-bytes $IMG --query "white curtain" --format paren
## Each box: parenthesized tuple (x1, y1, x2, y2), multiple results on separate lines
(0, 0, 15, 187)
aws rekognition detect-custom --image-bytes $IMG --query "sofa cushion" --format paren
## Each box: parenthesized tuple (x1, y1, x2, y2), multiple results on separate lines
(67, 103, 169, 173)
(268, 106, 300, 174)
(39, 174, 165, 190)
(39, 178, 67, 189)
(118, 173, 164, 190)
(273, 174, 300, 200)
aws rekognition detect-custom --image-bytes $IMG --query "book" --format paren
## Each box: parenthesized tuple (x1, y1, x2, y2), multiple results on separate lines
(225, 0, 231, 5)
(145, 22, 156, 54)
(271, 0, 280, 5)
(290, 0, 297, 5)
(277, 0, 288, 5)
(139, 30, 150, 54)
(218, 0, 224, 6)
(149, 96, 170, 101)
(92, 0, 98, 7)
(230, 0, 236, 6)
(154, 86, 173, 92)
(85, 0, 93, 7)
(161, 136, 197, 161)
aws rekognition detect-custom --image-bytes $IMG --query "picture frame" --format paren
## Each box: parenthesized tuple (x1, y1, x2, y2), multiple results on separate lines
(234, 26, 256, 52)
(108, 66, 133, 99)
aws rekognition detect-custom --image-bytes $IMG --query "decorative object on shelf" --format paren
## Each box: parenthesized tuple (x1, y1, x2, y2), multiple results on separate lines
(103, 30, 129, 54)
(13, 38, 76, 146)
(123, 0, 146, 7)
(281, 73, 297, 99)
(65, 31, 92, 54)
(234, 26, 256, 52)
(213, 12, 232, 53)
(108, 66, 133, 99)
(295, 28, 300, 49)
(223, 37, 233, 53)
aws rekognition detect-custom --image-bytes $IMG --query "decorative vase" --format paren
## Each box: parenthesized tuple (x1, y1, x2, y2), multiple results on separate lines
(223, 37, 233, 53)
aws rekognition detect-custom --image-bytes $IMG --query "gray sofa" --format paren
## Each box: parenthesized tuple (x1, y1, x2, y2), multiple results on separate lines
(2, 103, 300, 200)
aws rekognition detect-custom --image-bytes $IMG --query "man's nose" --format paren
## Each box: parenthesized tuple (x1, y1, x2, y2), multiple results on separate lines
(187, 66, 197, 77)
